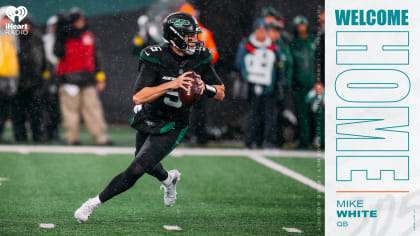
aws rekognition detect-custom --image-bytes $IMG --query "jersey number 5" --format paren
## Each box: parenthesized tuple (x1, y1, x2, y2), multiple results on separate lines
(163, 90, 182, 108)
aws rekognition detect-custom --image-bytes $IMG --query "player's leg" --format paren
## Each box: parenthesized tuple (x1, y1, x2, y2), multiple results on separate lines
(149, 163, 168, 182)
(89, 131, 149, 203)
(87, 131, 150, 203)
(135, 131, 148, 156)
(136, 128, 187, 206)
(74, 127, 186, 222)
(74, 153, 147, 223)
(134, 130, 165, 180)
(148, 162, 183, 206)
(74, 131, 151, 223)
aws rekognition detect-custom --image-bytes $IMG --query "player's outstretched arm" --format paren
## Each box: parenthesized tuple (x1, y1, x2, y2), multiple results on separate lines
(132, 72, 194, 105)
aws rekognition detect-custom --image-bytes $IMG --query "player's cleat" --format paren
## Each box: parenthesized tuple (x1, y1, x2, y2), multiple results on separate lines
(160, 170, 181, 207)
(74, 196, 101, 223)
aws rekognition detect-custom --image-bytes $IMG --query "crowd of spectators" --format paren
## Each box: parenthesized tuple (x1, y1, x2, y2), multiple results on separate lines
(0, 7, 112, 145)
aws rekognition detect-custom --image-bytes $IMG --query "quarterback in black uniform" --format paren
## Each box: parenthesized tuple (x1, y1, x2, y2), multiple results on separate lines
(74, 12, 225, 223)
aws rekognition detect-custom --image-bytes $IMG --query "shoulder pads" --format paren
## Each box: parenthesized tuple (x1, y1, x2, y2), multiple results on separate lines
(140, 45, 166, 65)
(193, 47, 213, 68)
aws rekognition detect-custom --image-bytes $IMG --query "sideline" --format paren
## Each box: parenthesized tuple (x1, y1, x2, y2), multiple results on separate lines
(0, 145, 324, 158)
(0, 145, 325, 192)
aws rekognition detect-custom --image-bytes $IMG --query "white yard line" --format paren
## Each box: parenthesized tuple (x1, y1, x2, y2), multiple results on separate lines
(0, 145, 325, 192)
(248, 153, 325, 193)
(0, 145, 323, 158)
(282, 227, 303, 233)
(0, 145, 134, 155)
(172, 148, 324, 158)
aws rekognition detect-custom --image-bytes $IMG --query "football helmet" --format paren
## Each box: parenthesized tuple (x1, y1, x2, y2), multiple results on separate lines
(162, 12, 203, 55)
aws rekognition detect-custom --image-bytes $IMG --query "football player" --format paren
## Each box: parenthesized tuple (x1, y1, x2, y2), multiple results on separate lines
(74, 12, 225, 223)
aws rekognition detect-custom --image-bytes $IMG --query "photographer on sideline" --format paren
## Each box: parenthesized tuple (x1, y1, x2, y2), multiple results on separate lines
(54, 8, 112, 145)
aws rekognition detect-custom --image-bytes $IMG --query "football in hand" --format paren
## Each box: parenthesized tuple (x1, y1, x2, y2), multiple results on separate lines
(179, 72, 201, 106)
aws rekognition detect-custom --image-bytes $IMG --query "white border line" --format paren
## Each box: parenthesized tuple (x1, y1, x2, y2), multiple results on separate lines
(0, 145, 325, 192)
(0, 145, 324, 158)
(248, 153, 325, 193)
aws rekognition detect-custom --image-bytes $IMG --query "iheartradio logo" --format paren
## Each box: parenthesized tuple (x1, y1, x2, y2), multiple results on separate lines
(4, 6, 29, 35)
(6, 6, 27, 24)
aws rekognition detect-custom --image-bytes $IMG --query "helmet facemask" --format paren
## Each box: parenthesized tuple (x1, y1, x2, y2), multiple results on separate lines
(183, 32, 203, 55)
(163, 12, 204, 55)
(167, 26, 203, 55)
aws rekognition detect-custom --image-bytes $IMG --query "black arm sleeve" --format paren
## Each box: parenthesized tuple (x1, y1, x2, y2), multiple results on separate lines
(133, 60, 158, 95)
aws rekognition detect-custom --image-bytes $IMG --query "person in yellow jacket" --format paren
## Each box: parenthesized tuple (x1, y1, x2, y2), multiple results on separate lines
(0, 7, 19, 143)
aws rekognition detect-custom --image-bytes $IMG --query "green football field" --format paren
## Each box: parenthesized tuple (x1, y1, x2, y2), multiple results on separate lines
(0, 151, 324, 235)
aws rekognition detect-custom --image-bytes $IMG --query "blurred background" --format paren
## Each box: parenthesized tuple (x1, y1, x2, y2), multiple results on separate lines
(0, 0, 324, 148)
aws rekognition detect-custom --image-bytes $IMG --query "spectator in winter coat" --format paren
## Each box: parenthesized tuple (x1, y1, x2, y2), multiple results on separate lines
(235, 19, 283, 148)
(290, 15, 315, 149)
(13, 15, 47, 142)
